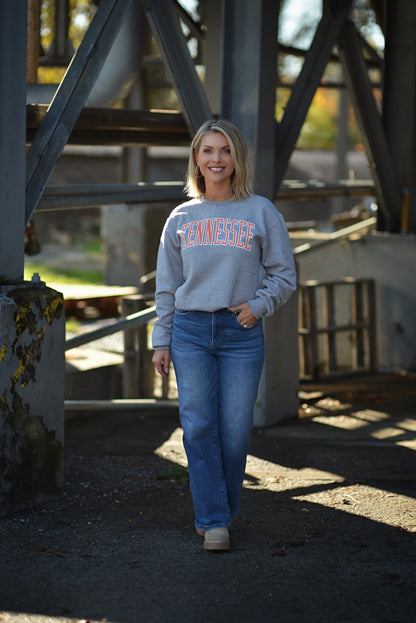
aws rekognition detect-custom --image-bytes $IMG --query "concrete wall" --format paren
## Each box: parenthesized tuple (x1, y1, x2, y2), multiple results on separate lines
(295, 233, 416, 371)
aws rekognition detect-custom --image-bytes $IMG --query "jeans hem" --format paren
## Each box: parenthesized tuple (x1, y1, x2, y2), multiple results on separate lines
(195, 521, 232, 530)
(195, 508, 239, 531)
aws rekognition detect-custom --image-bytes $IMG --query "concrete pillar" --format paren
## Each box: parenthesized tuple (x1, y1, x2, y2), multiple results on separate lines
(0, 3, 65, 515)
(221, 0, 299, 425)
(0, 280, 65, 515)
(103, 204, 172, 286)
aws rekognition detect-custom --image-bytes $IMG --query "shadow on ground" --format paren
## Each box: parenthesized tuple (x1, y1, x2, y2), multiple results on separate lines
(1, 373, 416, 623)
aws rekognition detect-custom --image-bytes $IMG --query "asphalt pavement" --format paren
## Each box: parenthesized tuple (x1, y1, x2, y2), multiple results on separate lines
(1, 372, 415, 623)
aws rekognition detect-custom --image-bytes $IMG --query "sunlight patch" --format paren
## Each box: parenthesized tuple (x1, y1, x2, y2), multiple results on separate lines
(293, 484, 416, 531)
(312, 409, 390, 431)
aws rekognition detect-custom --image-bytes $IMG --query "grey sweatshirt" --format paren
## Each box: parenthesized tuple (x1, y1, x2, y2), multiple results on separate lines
(152, 194, 297, 349)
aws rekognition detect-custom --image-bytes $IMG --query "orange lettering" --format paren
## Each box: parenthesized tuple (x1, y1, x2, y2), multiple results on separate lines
(195, 219, 205, 245)
(236, 220, 247, 248)
(214, 218, 224, 245)
(222, 219, 231, 245)
(187, 221, 196, 247)
(244, 222, 255, 250)
(204, 218, 214, 245)
(180, 223, 190, 248)
(229, 220, 238, 246)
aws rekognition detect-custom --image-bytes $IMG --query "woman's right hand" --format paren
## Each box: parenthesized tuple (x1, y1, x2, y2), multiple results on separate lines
(152, 349, 170, 378)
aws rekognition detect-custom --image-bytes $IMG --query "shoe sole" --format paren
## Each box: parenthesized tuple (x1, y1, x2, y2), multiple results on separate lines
(203, 539, 230, 551)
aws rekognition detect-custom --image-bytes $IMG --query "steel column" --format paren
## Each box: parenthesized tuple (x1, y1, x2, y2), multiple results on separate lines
(0, 0, 27, 283)
(382, 0, 416, 233)
(221, 0, 279, 198)
(220, 0, 299, 425)
(338, 20, 401, 231)
(274, 0, 353, 193)
(141, 0, 212, 134)
(25, 0, 133, 226)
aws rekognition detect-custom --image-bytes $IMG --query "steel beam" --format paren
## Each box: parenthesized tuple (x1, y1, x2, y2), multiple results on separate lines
(26, 104, 191, 147)
(141, 0, 212, 134)
(36, 179, 375, 211)
(25, 0, 133, 226)
(37, 182, 186, 211)
(274, 0, 353, 192)
(338, 20, 401, 232)
(0, 1, 27, 282)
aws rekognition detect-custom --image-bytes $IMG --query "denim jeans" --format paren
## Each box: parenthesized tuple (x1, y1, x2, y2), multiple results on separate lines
(171, 309, 265, 530)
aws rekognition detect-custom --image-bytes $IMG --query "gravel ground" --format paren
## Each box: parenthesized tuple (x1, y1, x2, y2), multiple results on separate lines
(1, 373, 416, 623)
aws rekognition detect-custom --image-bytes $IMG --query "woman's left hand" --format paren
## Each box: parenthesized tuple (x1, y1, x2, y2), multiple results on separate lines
(229, 302, 257, 328)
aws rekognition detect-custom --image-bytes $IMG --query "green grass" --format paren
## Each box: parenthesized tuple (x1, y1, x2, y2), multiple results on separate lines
(24, 261, 103, 286)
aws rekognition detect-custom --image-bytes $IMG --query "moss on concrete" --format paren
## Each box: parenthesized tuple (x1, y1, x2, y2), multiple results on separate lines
(0, 285, 64, 514)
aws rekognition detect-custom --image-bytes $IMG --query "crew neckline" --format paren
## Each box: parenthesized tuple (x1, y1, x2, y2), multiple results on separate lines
(200, 195, 235, 204)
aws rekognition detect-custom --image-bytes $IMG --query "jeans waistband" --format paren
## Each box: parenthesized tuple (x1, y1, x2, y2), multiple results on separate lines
(175, 308, 236, 316)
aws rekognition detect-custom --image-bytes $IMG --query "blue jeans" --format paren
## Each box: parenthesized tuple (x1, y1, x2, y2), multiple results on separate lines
(171, 309, 265, 530)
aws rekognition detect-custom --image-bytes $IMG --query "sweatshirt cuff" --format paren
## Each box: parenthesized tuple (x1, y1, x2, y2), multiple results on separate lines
(247, 298, 265, 319)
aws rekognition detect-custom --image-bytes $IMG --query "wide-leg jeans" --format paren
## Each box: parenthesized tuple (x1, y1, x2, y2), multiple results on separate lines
(171, 309, 265, 531)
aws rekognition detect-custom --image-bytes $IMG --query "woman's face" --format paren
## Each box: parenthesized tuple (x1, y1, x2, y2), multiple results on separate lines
(195, 131, 235, 188)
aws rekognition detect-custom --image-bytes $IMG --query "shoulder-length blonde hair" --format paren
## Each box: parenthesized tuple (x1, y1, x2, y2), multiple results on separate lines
(185, 119, 253, 200)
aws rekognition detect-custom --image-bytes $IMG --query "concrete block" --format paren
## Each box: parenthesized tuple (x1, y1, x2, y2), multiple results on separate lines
(0, 282, 65, 515)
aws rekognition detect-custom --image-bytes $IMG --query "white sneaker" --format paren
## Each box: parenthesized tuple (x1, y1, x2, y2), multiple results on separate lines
(203, 527, 230, 551)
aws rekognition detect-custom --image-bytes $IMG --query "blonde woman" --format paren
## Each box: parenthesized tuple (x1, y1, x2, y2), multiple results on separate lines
(152, 120, 296, 551)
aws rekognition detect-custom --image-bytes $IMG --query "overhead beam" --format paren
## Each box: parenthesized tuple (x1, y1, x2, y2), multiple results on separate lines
(25, 0, 133, 226)
(338, 20, 401, 231)
(35, 179, 375, 212)
(274, 0, 353, 192)
(141, 0, 212, 133)
(26, 105, 191, 147)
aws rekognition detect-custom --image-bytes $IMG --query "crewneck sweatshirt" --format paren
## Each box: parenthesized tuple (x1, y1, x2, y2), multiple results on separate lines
(152, 194, 297, 349)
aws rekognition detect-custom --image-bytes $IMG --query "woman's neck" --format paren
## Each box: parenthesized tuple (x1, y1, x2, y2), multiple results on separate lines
(203, 184, 233, 202)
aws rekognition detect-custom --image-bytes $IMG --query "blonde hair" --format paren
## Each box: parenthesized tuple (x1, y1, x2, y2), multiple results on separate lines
(185, 119, 253, 200)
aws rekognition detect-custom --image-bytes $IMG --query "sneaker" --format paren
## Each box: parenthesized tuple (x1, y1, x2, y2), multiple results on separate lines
(196, 527, 205, 536)
(203, 527, 230, 551)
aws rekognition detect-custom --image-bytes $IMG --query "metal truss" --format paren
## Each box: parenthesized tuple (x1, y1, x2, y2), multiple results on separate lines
(23, 0, 411, 233)
(338, 20, 400, 231)
(141, 0, 211, 131)
(25, 0, 211, 227)
(274, 0, 354, 190)
(25, 0, 134, 226)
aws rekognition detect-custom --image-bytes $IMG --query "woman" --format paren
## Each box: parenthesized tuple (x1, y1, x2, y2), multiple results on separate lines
(152, 119, 296, 551)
